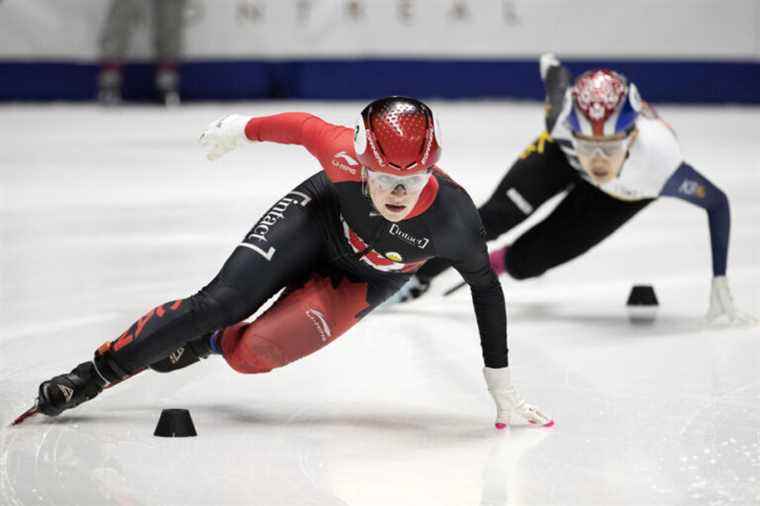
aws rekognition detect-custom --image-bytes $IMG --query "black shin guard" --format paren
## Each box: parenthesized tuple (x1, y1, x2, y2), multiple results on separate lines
(149, 332, 215, 373)
(93, 342, 131, 384)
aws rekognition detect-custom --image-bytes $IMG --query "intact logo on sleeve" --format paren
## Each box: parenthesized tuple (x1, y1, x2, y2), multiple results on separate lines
(239, 191, 312, 261)
(678, 179, 706, 198)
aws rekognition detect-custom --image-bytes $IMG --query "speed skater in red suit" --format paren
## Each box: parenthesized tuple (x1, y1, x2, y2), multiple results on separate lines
(31, 97, 553, 430)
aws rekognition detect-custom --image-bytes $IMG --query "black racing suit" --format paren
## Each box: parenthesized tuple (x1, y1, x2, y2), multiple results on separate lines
(416, 137, 653, 282)
(97, 113, 509, 384)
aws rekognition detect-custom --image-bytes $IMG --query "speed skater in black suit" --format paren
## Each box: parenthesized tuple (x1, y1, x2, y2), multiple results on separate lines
(390, 55, 754, 326)
(18, 97, 554, 430)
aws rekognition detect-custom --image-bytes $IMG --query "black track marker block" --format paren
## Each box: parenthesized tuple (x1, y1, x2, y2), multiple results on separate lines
(154, 408, 197, 437)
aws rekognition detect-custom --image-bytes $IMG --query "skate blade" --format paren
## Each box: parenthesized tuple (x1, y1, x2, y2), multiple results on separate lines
(10, 404, 40, 427)
(9, 367, 145, 427)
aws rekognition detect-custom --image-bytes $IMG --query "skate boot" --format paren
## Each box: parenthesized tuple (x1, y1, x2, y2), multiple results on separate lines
(149, 330, 220, 373)
(36, 342, 134, 417)
(37, 361, 106, 416)
(539, 53, 572, 132)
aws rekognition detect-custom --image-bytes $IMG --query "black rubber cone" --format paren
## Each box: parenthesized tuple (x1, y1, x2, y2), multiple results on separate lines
(154, 408, 197, 437)
(626, 285, 659, 324)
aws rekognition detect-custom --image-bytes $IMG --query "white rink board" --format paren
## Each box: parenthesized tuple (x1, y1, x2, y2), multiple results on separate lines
(1, 101, 759, 505)
(0, 0, 758, 59)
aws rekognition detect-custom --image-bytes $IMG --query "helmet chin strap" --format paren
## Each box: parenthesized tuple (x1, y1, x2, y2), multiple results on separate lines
(361, 167, 369, 197)
(362, 168, 382, 215)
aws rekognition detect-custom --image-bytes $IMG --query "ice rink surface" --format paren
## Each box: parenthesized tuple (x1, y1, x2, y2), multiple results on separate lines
(1, 101, 759, 506)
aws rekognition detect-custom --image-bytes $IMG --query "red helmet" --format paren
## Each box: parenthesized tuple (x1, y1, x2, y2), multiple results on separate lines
(353, 96, 442, 175)
(568, 69, 642, 137)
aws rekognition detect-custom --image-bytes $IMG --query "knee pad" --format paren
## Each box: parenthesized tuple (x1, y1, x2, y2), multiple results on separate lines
(188, 284, 253, 332)
(224, 334, 286, 374)
(218, 323, 286, 374)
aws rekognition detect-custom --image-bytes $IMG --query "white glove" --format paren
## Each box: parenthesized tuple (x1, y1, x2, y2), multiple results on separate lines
(539, 52, 560, 81)
(706, 276, 757, 325)
(483, 366, 553, 430)
(199, 114, 253, 161)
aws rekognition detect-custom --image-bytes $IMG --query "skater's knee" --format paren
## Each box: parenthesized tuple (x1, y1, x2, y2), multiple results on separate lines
(479, 206, 506, 241)
(223, 332, 287, 374)
(479, 203, 522, 242)
(188, 284, 253, 330)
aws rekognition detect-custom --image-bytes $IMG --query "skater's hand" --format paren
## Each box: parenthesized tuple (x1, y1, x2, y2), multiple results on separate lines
(483, 367, 554, 430)
(199, 114, 253, 161)
(706, 276, 757, 325)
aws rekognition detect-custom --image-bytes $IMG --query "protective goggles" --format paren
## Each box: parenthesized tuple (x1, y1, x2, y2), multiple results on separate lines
(572, 135, 631, 158)
(365, 169, 432, 193)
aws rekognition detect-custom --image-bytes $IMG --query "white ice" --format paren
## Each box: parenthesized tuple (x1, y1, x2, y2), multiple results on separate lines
(1, 102, 759, 506)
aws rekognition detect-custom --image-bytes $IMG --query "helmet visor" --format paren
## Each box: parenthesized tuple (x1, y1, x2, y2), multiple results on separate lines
(572, 134, 631, 158)
(366, 169, 431, 193)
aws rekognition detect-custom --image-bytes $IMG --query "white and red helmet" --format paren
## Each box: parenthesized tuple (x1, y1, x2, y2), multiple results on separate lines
(353, 96, 442, 175)
(568, 69, 642, 137)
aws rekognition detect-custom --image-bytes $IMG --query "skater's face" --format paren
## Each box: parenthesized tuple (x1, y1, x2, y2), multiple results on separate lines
(366, 169, 431, 221)
(575, 129, 638, 184)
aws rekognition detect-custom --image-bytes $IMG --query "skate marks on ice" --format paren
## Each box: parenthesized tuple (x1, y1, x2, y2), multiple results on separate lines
(670, 379, 760, 505)
(389, 260, 760, 338)
(379, 295, 760, 504)
(387, 299, 707, 340)
(0, 313, 123, 344)
(0, 420, 147, 506)
(279, 402, 553, 506)
(0, 103, 757, 505)
(0, 404, 350, 506)
(387, 270, 760, 340)
(375, 311, 555, 506)
(4, 383, 547, 506)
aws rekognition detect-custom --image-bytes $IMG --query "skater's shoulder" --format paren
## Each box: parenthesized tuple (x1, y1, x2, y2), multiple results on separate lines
(629, 116, 682, 173)
(424, 172, 482, 241)
(432, 167, 471, 198)
(431, 170, 478, 214)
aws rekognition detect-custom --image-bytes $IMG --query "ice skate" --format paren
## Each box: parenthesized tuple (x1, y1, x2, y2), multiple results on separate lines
(36, 361, 107, 417)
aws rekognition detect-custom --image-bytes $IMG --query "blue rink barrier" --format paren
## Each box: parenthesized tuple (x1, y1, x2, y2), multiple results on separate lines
(1, 59, 758, 103)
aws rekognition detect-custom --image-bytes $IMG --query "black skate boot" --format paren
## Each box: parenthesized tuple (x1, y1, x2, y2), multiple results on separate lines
(36, 342, 134, 417)
(37, 361, 106, 417)
(539, 53, 573, 132)
(149, 331, 219, 373)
